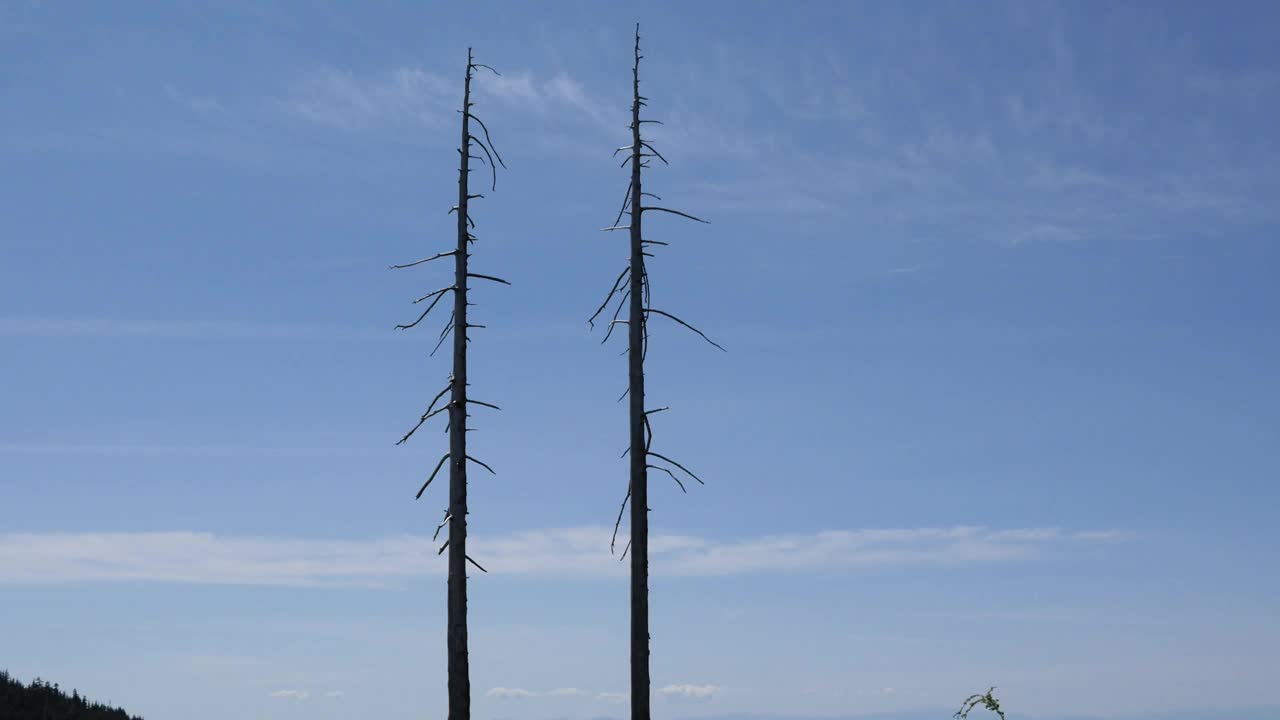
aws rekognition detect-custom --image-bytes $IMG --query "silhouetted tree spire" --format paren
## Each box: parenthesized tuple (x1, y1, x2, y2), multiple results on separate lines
(590, 24, 723, 720)
(391, 47, 507, 720)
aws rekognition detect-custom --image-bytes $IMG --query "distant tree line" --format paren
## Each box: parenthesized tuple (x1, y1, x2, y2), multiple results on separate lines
(0, 670, 142, 720)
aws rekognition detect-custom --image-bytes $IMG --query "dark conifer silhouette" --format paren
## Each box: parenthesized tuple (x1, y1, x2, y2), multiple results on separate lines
(590, 24, 724, 720)
(392, 48, 507, 720)
(1, 670, 142, 720)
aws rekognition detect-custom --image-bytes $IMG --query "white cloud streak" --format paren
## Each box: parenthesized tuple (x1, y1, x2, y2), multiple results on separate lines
(486, 687, 537, 699)
(0, 526, 1127, 587)
(546, 687, 590, 697)
(661, 683, 722, 699)
(484, 686, 595, 700)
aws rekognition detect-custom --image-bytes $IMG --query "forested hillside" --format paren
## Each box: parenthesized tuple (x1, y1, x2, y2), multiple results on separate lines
(0, 671, 142, 720)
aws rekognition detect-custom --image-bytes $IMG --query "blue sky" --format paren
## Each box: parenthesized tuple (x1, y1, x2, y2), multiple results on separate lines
(2, 1, 1278, 719)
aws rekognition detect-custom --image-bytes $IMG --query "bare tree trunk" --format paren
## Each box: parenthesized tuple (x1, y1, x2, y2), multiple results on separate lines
(447, 50, 474, 720)
(592, 25, 720, 720)
(393, 48, 507, 720)
(626, 26, 651, 720)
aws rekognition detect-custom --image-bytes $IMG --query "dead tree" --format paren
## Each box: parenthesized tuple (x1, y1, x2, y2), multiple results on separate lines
(590, 25, 724, 720)
(391, 48, 507, 720)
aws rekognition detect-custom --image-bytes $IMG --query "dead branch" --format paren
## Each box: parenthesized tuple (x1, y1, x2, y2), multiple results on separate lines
(647, 464, 686, 493)
(433, 511, 452, 541)
(430, 313, 455, 356)
(468, 114, 505, 168)
(644, 308, 726, 351)
(640, 206, 709, 224)
(469, 134, 500, 191)
(647, 451, 704, 485)
(447, 205, 477, 229)
(601, 289, 631, 344)
(415, 453, 451, 499)
(611, 484, 631, 554)
(391, 251, 456, 270)
(465, 455, 496, 474)
(639, 144, 668, 165)
(589, 266, 631, 328)
(397, 382, 454, 445)
(467, 272, 511, 286)
(614, 178, 635, 227)
(414, 286, 456, 305)
(397, 288, 455, 330)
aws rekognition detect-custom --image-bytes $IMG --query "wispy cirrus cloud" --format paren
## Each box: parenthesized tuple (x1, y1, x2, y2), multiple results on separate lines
(0, 525, 1129, 587)
(164, 85, 228, 117)
(278, 66, 455, 133)
(645, 5, 1280, 245)
(276, 64, 620, 137)
(0, 316, 388, 341)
